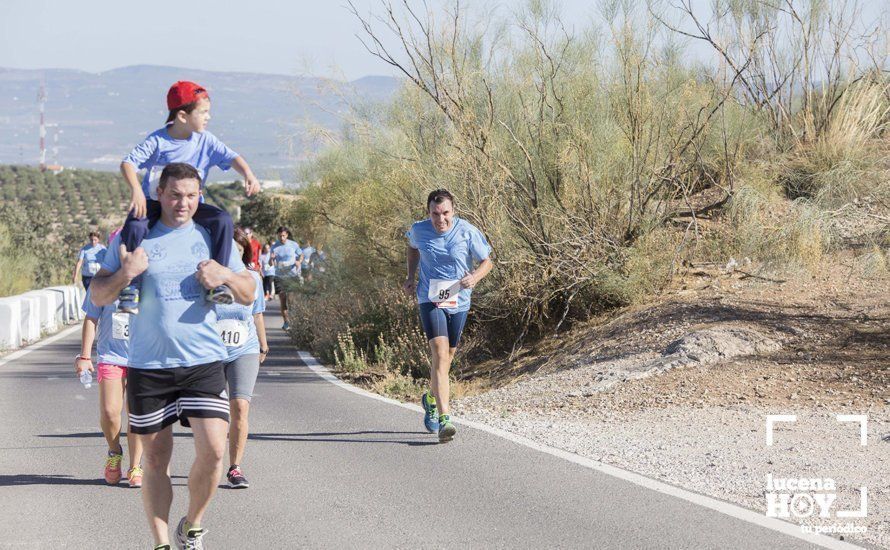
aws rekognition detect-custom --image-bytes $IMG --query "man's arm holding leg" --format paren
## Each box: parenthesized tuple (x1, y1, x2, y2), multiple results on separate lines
(91, 245, 148, 307)
(196, 262, 256, 306)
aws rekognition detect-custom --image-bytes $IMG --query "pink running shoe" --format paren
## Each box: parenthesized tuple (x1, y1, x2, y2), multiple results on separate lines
(104, 450, 123, 485)
(128, 466, 143, 488)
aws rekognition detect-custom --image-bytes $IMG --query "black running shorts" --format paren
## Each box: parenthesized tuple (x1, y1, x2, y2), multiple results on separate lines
(127, 361, 230, 434)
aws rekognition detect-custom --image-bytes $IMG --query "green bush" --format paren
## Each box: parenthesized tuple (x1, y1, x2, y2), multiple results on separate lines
(0, 222, 38, 297)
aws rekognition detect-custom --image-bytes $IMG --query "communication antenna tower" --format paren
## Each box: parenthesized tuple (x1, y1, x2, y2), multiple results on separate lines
(38, 82, 47, 171)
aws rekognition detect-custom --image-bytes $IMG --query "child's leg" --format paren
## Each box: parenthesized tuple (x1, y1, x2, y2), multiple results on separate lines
(119, 200, 162, 253)
(193, 203, 233, 265)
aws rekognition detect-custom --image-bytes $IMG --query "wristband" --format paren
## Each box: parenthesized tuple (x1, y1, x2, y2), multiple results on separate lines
(75, 355, 91, 361)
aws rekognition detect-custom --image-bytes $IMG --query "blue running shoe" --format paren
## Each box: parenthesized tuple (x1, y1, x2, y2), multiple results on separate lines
(421, 392, 439, 433)
(207, 284, 234, 305)
(117, 284, 139, 314)
(438, 414, 456, 443)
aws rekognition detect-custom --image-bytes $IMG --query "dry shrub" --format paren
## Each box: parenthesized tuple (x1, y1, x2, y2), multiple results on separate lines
(782, 80, 890, 206)
(284, 1, 887, 388)
(287, 275, 431, 376)
(724, 185, 835, 270)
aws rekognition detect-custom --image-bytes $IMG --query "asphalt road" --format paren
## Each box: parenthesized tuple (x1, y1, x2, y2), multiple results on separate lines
(0, 303, 843, 549)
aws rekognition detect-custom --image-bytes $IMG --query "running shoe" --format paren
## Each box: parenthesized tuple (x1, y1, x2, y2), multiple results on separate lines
(175, 517, 207, 550)
(421, 392, 440, 433)
(207, 285, 234, 305)
(227, 465, 249, 489)
(282, 321, 290, 331)
(438, 415, 456, 443)
(127, 465, 143, 488)
(153, 545, 171, 550)
(104, 449, 123, 485)
(117, 285, 139, 314)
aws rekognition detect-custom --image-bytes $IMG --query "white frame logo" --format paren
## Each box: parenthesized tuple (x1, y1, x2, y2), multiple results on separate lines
(764, 415, 868, 527)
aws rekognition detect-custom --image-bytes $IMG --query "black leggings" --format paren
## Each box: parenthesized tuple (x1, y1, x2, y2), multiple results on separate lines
(262, 275, 273, 295)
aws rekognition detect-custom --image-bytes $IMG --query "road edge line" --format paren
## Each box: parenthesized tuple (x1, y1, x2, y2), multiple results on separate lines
(0, 324, 81, 369)
(297, 350, 862, 550)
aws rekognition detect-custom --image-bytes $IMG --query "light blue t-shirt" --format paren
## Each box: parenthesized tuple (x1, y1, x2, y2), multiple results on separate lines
(407, 217, 491, 313)
(78, 244, 107, 277)
(101, 222, 246, 369)
(301, 246, 315, 268)
(259, 252, 275, 277)
(216, 270, 265, 361)
(271, 239, 302, 277)
(81, 289, 129, 367)
(122, 128, 240, 200)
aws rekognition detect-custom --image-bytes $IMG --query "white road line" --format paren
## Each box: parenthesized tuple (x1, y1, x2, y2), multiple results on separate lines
(0, 324, 81, 369)
(297, 351, 862, 550)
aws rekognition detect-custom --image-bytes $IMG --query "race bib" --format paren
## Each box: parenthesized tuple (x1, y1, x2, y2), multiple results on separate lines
(112, 312, 130, 340)
(147, 165, 166, 200)
(429, 278, 460, 309)
(85, 261, 100, 276)
(217, 318, 249, 348)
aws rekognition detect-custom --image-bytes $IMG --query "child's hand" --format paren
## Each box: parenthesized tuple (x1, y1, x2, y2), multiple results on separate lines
(244, 176, 261, 197)
(129, 188, 147, 219)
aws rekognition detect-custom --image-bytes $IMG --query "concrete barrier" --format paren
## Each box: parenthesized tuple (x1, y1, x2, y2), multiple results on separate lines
(73, 286, 85, 320)
(0, 297, 23, 350)
(0, 285, 85, 352)
(17, 294, 42, 343)
(45, 285, 80, 324)
(22, 290, 60, 333)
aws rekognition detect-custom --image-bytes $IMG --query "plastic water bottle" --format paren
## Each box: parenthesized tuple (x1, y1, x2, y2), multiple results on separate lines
(80, 370, 93, 389)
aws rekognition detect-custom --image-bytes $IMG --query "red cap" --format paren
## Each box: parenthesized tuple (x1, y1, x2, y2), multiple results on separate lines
(166, 81, 209, 111)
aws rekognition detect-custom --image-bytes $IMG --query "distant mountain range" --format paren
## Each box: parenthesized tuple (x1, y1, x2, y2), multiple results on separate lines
(0, 65, 401, 181)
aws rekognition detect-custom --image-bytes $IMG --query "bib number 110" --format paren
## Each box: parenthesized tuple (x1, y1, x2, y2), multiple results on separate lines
(221, 329, 241, 346)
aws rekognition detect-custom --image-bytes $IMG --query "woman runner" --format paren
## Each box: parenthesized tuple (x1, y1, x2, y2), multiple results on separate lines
(217, 227, 269, 488)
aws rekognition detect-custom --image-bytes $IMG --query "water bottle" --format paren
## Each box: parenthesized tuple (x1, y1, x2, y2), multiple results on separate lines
(80, 370, 93, 389)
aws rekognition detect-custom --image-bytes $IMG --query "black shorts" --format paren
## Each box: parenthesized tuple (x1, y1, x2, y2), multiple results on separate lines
(127, 361, 230, 434)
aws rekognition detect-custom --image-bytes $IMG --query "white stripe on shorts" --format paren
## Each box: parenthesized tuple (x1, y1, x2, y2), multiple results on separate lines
(129, 403, 178, 427)
(177, 397, 230, 415)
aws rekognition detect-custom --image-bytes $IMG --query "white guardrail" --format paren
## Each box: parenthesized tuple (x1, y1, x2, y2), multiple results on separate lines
(0, 285, 84, 351)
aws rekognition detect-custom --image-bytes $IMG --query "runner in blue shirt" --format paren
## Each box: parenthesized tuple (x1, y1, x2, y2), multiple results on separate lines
(403, 189, 493, 442)
(301, 240, 316, 282)
(216, 227, 268, 489)
(118, 80, 262, 314)
(76, 289, 144, 488)
(270, 226, 303, 330)
(73, 231, 107, 290)
(90, 163, 256, 549)
(259, 243, 275, 300)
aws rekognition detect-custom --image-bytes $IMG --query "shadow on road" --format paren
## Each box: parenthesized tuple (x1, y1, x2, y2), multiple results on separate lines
(248, 430, 438, 446)
(0, 474, 121, 487)
(38, 431, 196, 439)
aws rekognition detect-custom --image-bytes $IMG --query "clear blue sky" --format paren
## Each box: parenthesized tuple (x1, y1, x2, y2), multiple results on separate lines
(2, 0, 885, 80)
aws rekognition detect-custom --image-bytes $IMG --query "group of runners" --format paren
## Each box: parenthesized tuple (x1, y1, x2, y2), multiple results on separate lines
(70, 80, 493, 549)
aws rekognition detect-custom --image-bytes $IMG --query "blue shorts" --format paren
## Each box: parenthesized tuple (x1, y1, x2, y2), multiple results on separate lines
(419, 302, 468, 348)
